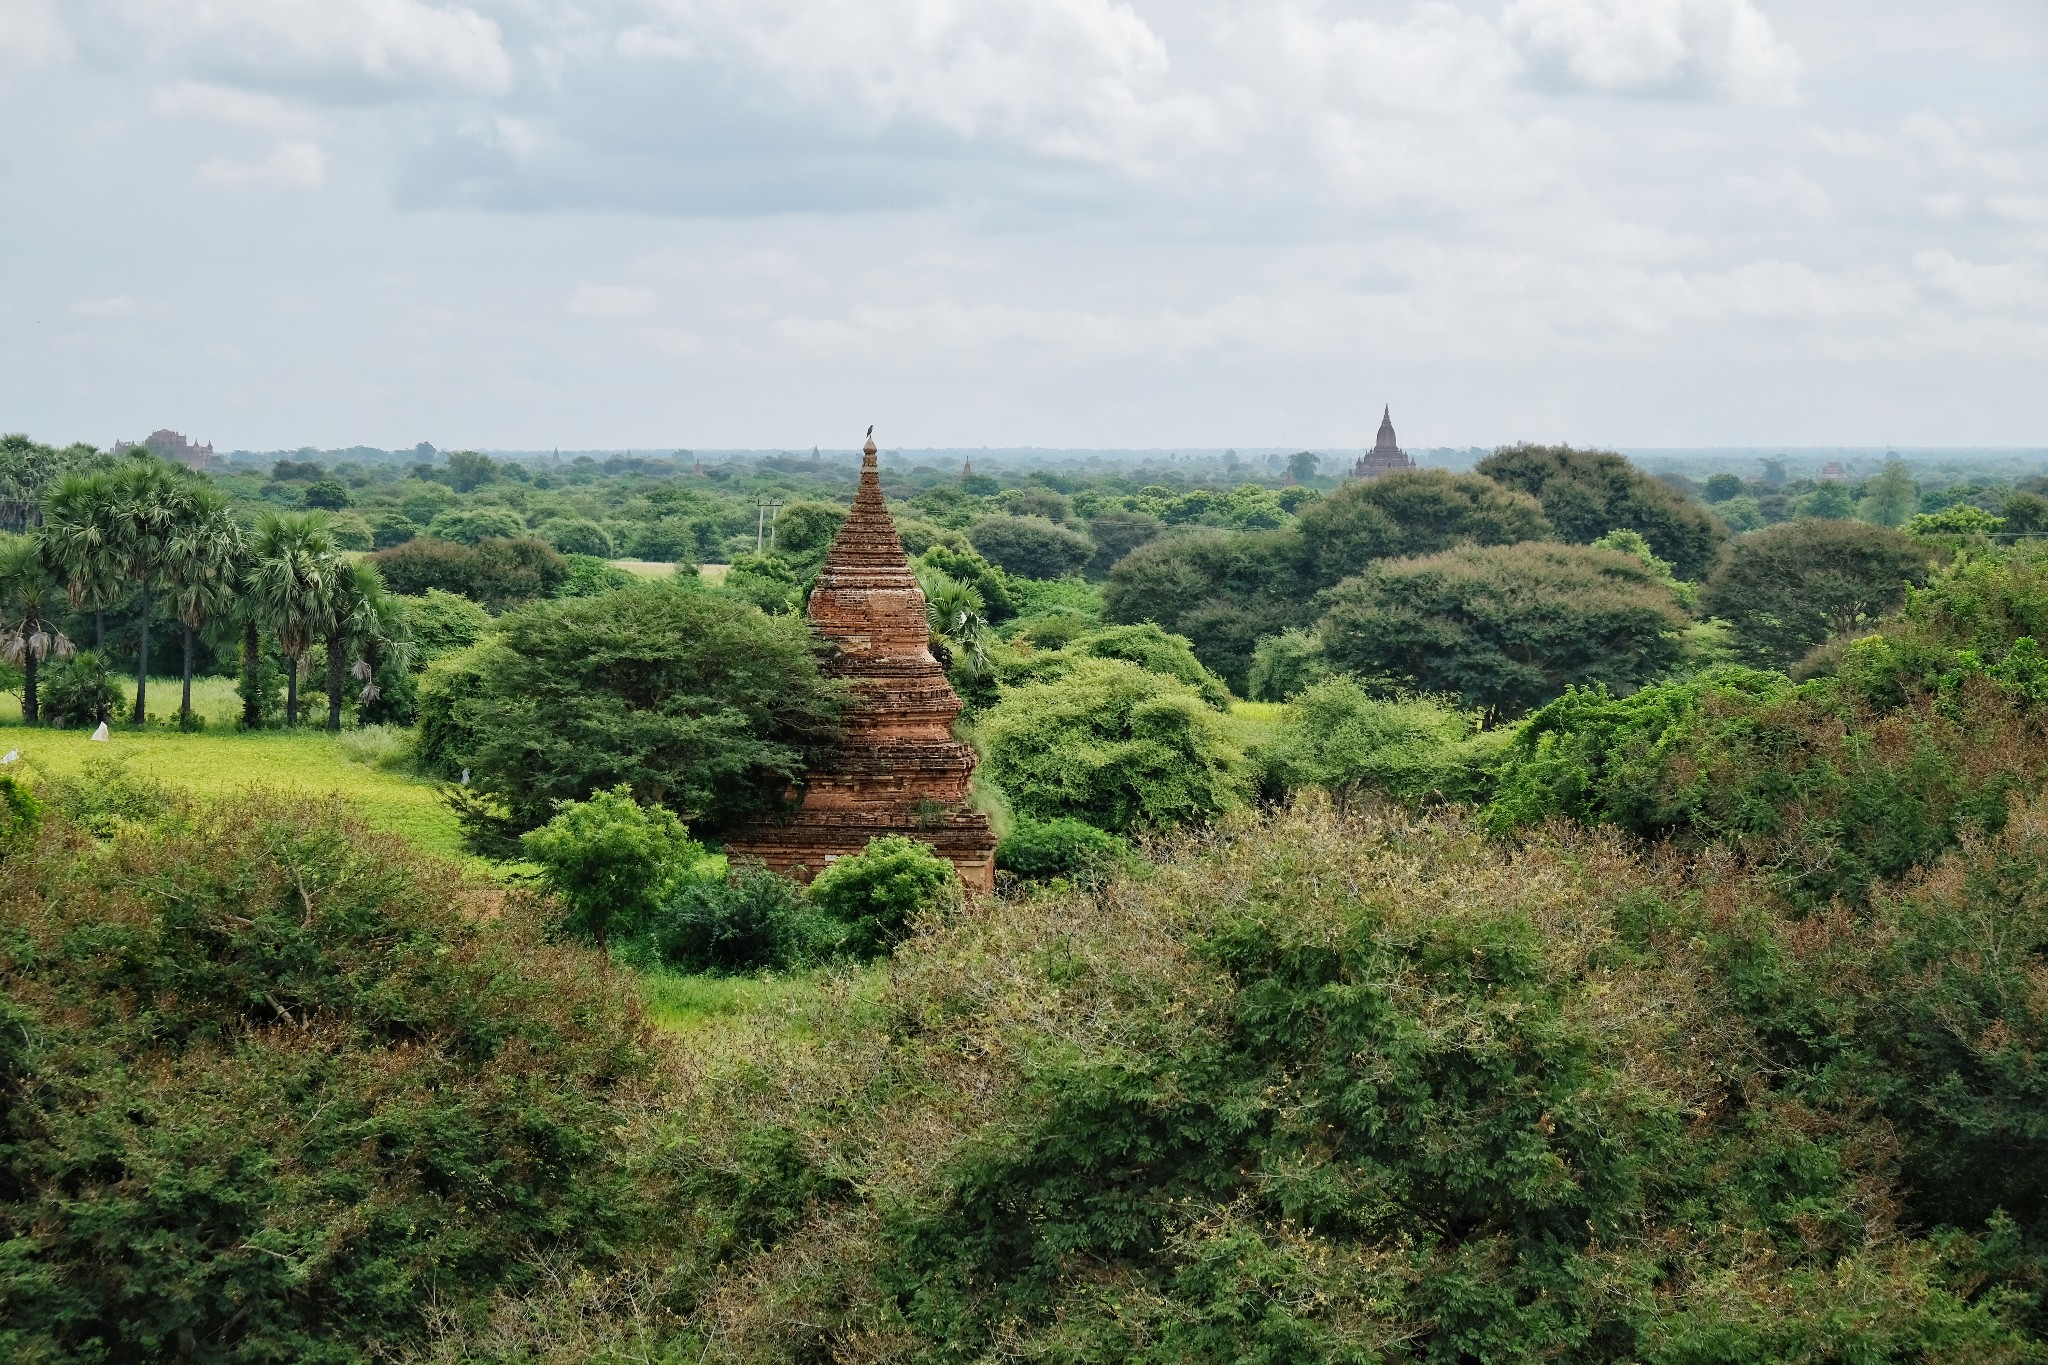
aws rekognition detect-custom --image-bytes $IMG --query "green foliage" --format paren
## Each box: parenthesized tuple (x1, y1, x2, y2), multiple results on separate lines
(968, 514, 1095, 579)
(40, 649, 119, 727)
(427, 504, 527, 544)
(1246, 627, 1332, 701)
(1699, 519, 1934, 667)
(522, 785, 701, 949)
(1702, 472, 1746, 502)
(1859, 459, 1917, 527)
(302, 478, 353, 510)
(978, 656, 1249, 834)
(995, 815, 1128, 882)
(1041, 622, 1231, 707)
(767, 500, 847, 568)
(721, 552, 806, 615)
(367, 535, 570, 611)
(1102, 528, 1311, 693)
(1909, 504, 2006, 545)
(1294, 468, 1552, 587)
(541, 516, 614, 557)
(1794, 481, 1858, 519)
(0, 797, 654, 1365)
(1479, 442, 1727, 578)
(807, 834, 960, 959)
(557, 553, 636, 597)
(1265, 678, 1504, 808)
(1085, 508, 1163, 578)
(642, 866, 821, 974)
(918, 544, 1017, 621)
(35, 754, 174, 837)
(396, 588, 491, 661)
(0, 772, 42, 851)
(431, 584, 844, 835)
(1319, 542, 1687, 720)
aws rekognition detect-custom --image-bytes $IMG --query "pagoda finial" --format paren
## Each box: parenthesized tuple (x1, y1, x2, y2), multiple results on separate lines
(863, 424, 877, 465)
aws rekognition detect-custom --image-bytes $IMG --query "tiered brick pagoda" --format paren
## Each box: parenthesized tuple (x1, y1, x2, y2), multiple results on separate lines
(723, 433, 997, 890)
(1352, 405, 1414, 479)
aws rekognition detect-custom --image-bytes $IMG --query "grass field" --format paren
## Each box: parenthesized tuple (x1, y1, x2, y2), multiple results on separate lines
(1221, 698, 1289, 751)
(0, 675, 247, 728)
(0, 723, 470, 863)
(608, 559, 729, 583)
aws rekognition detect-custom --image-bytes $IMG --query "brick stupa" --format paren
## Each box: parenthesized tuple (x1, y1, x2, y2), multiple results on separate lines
(723, 432, 997, 890)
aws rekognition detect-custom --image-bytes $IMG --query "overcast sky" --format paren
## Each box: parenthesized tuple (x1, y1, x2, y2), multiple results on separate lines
(1, 0, 2043, 452)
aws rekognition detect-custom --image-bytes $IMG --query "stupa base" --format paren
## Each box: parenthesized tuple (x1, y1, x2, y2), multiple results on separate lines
(722, 811, 997, 892)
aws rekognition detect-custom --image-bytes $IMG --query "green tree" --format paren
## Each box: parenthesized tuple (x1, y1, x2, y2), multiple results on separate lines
(1101, 528, 1311, 692)
(807, 834, 960, 958)
(438, 448, 498, 492)
(1795, 481, 1858, 519)
(1858, 460, 1917, 527)
(2002, 490, 2048, 540)
(0, 432, 95, 503)
(427, 505, 527, 544)
(245, 510, 342, 726)
(395, 588, 492, 661)
(522, 785, 700, 950)
(1318, 542, 1687, 719)
(977, 656, 1249, 834)
(1264, 678, 1497, 809)
(432, 584, 844, 835)
(542, 517, 614, 557)
(1477, 442, 1726, 578)
(104, 458, 191, 724)
(917, 544, 1015, 620)
(1245, 627, 1331, 701)
(0, 534, 74, 724)
(321, 560, 413, 731)
(1698, 520, 1934, 668)
(40, 470, 125, 649)
(1701, 472, 1746, 502)
(301, 479, 352, 510)
(162, 483, 244, 729)
(1084, 509, 1164, 578)
(1286, 450, 1321, 483)
(367, 535, 568, 609)
(918, 568, 995, 682)
(968, 514, 1095, 580)
(1295, 469, 1552, 587)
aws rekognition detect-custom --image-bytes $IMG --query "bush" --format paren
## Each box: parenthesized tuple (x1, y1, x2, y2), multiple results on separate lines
(522, 785, 702, 949)
(397, 588, 492, 661)
(1699, 519, 1934, 667)
(430, 585, 844, 835)
(543, 517, 615, 557)
(721, 553, 806, 616)
(39, 649, 119, 727)
(1246, 627, 1331, 701)
(1051, 623, 1231, 707)
(644, 866, 820, 973)
(427, 505, 528, 544)
(559, 553, 636, 597)
(368, 536, 569, 610)
(977, 657, 1249, 834)
(365, 508, 418, 548)
(0, 796, 655, 1364)
(807, 834, 959, 958)
(1265, 678, 1504, 809)
(918, 544, 1016, 621)
(995, 816, 1126, 881)
(1319, 542, 1687, 720)
(1101, 528, 1312, 693)
(967, 514, 1095, 580)
(327, 512, 374, 550)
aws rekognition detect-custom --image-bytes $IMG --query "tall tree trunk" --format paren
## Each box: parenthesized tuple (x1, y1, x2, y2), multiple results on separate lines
(181, 624, 195, 729)
(242, 621, 262, 729)
(286, 655, 299, 727)
(22, 651, 37, 726)
(131, 586, 151, 725)
(326, 632, 345, 732)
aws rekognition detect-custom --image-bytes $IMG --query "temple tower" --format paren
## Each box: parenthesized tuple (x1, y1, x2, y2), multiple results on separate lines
(723, 431, 998, 890)
(1352, 405, 1414, 479)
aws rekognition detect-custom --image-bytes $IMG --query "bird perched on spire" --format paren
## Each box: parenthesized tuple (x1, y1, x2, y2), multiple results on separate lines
(866, 424, 874, 439)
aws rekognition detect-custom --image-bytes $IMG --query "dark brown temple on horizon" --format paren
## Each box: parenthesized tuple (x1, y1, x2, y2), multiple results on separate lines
(723, 432, 998, 890)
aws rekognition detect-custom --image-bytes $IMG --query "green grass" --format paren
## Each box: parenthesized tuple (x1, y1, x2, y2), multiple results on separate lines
(608, 559, 729, 583)
(0, 675, 246, 727)
(0, 723, 471, 864)
(634, 965, 854, 1033)
(1221, 698, 1290, 751)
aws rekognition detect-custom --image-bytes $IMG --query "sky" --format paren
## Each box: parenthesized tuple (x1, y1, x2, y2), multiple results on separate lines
(0, 0, 2043, 453)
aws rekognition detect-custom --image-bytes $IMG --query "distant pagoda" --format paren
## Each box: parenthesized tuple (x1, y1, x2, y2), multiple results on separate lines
(1352, 406, 1414, 479)
(723, 431, 997, 890)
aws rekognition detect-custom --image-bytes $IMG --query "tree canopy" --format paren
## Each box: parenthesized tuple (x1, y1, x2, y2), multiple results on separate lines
(1478, 443, 1726, 578)
(1294, 468, 1552, 587)
(1698, 519, 1935, 667)
(968, 514, 1095, 580)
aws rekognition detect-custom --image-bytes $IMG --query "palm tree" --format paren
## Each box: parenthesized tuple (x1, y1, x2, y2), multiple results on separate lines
(104, 458, 188, 724)
(322, 560, 413, 731)
(41, 470, 125, 651)
(163, 485, 245, 729)
(245, 510, 340, 727)
(919, 568, 995, 681)
(0, 534, 74, 724)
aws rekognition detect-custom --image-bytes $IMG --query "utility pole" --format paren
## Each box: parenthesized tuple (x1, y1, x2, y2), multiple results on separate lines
(756, 497, 783, 554)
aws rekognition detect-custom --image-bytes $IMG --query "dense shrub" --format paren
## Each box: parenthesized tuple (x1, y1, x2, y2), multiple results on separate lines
(994, 816, 1127, 881)
(1479, 442, 1727, 577)
(1002, 622, 1232, 708)
(541, 516, 614, 557)
(427, 585, 844, 835)
(521, 785, 701, 949)
(1102, 528, 1312, 692)
(643, 866, 820, 974)
(0, 796, 655, 1364)
(968, 514, 1095, 580)
(558, 553, 637, 597)
(368, 535, 569, 610)
(39, 649, 119, 727)
(1699, 519, 1935, 667)
(1294, 467, 1552, 586)
(396, 588, 491, 661)
(977, 657, 1249, 834)
(1084, 508, 1163, 577)
(1245, 626, 1331, 701)
(1265, 678, 1505, 808)
(807, 834, 961, 958)
(917, 544, 1016, 621)
(1319, 542, 1688, 720)
(427, 505, 528, 544)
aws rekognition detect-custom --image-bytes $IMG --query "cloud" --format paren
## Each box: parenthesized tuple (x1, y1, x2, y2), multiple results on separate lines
(155, 80, 315, 131)
(1501, 0, 1800, 104)
(70, 295, 137, 316)
(110, 0, 512, 98)
(0, 0, 68, 65)
(197, 140, 327, 187)
(568, 282, 659, 318)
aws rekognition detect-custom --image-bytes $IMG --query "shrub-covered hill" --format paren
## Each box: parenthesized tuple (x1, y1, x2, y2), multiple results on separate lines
(432, 805, 2048, 1364)
(0, 795, 661, 1364)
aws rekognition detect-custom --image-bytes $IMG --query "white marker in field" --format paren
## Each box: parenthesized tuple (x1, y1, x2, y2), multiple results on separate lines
(90, 722, 109, 742)
(1, 750, 16, 765)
